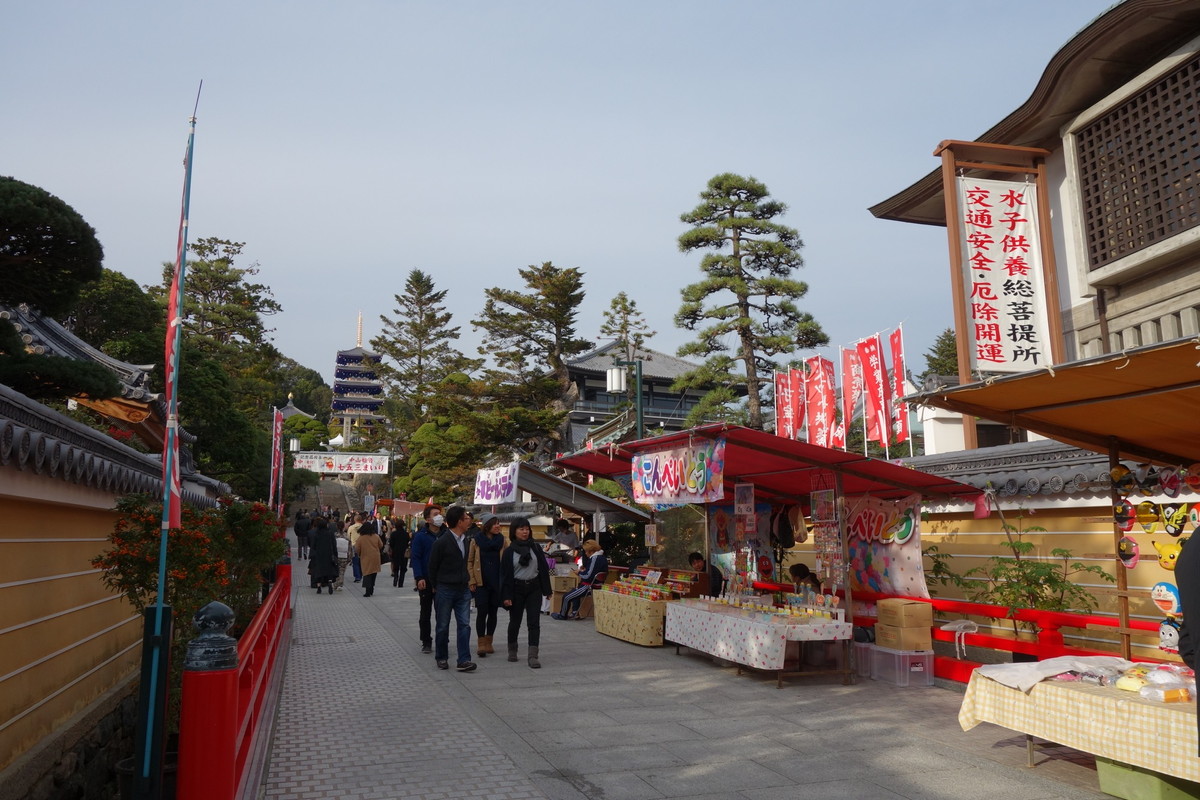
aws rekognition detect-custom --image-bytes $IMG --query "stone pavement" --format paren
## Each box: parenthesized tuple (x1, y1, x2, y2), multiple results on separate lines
(262, 544, 1110, 800)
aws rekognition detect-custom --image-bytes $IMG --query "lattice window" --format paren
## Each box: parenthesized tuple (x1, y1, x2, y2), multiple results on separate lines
(1076, 53, 1200, 270)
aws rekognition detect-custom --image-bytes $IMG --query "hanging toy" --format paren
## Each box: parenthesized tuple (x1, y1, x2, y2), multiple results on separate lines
(1117, 536, 1140, 568)
(1152, 538, 1186, 571)
(1133, 464, 1158, 496)
(1136, 502, 1161, 534)
(1111, 465, 1138, 494)
(1113, 499, 1136, 531)
(1159, 618, 1182, 654)
(1159, 467, 1182, 498)
(1151, 581, 1182, 617)
(1186, 464, 1200, 490)
(1162, 503, 1188, 537)
(756, 554, 774, 578)
(1189, 504, 1200, 531)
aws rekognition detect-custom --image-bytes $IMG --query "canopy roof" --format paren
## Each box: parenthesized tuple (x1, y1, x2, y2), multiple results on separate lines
(514, 463, 650, 522)
(907, 338, 1200, 467)
(555, 424, 980, 504)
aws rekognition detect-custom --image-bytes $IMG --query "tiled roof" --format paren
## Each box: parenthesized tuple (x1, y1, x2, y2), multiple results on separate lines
(567, 340, 699, 381)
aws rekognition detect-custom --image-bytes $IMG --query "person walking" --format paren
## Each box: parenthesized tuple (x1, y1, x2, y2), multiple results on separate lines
(500, 517, 551, 668)
(294, 510, 311, 559)
(307, 516, 339, 594)
(390, 519, 410, 587)
(356, 518, 384, 597)
(333, 530, 351, 592)
(428, 506, 478, 672)
(470, 515, 506, 657)
(347, 513, 365, 583)
(411, 505, 444, 654)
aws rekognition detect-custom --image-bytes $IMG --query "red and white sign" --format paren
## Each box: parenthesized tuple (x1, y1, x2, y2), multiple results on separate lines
(956, 177, 1052, 373)
(857, 335, 890, 445)
(293, 452, 390, 474)
(804, 356, 836, 448)
(888, 328, 910, 444)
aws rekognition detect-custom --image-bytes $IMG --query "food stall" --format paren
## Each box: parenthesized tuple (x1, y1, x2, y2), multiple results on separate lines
(556, 423, 980, 683)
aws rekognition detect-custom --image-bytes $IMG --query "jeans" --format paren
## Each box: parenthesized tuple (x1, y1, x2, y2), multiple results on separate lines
(434, 584, 472, 664)
(352, 555, 363, 581)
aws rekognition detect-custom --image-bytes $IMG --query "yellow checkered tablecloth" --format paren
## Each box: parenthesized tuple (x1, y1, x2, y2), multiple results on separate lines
(959, 671, 1200, 781)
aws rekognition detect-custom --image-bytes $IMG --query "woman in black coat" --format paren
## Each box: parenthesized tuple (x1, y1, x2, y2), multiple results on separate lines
(389, 520, 410, 588)
(500, 517, 552, 668)
(307, 517, 340, 594)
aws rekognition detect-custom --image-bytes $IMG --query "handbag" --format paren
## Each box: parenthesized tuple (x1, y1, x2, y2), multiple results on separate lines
(404, 546, 412, 559)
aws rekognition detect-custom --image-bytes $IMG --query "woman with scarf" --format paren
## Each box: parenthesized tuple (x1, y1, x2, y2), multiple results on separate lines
(470, 515, 506, 657)
(500, 517, 552, 668)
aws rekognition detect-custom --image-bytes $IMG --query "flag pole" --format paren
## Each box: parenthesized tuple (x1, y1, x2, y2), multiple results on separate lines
(898, 323, 914, 457)
(136, 83, 201, 799)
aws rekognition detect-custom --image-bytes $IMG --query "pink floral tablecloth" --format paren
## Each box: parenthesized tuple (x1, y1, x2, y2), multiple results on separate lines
(664, 600, 852, 670)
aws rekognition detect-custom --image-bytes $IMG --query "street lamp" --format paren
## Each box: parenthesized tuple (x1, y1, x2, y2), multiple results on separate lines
(607, 359, 643, 439)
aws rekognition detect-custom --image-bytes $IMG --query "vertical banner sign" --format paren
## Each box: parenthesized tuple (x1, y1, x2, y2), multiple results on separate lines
(773, 372, 797, 440)
(888, 328, 910, 444)
(956, 177, 1051, 373)
(268, 407, 283, 510)
(632, 437, 726, 505)
(473, 462, 520, 505)
(839, 347, 861, 451)
(856, 334, 890, 444)
(804, 356, 836, 448)
(789, 367, 805, 439)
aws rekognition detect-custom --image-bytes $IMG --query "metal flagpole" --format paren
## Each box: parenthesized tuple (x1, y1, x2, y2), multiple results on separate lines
(136, 83, 201, 800)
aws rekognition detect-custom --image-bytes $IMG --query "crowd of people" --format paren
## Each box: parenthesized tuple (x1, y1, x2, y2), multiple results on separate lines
(293, 504, 616, 671)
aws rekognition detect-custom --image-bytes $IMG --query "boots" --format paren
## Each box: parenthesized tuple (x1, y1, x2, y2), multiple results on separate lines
(477, 635, 492, 657)
(483, 636, 495, 654)
(527, 646, 541, 669)
(507, 642, 518, 662)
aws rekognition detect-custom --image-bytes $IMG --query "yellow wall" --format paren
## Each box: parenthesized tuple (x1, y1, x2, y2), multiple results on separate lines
(0, 482, 140, 772)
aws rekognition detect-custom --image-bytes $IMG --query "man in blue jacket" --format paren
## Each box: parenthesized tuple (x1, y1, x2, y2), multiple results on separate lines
(410, 504, 443, 654)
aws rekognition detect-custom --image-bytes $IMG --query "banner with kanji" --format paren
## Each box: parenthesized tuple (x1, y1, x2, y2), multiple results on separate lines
(838, 347, 861, 450)
(268, 407, 284, 510)
(293, 452, 390, 474)
(804, 356, 836, 448)
(856, 335, 889, 444)
(773, 371, 799, 440)
(956, 177, 1052, 373)
(888, 328, 910, 444)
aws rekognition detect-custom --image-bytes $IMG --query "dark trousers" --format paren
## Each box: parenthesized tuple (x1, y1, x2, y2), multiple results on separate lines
(561, 584, 593, 617)
(507, 581, 543, 647)
(392, 557, 408, 586)
(296, 534, 309, 559)
(418, 583, 434, 646)
(476, 587, 500, 637)
(362, 573, 377, 597)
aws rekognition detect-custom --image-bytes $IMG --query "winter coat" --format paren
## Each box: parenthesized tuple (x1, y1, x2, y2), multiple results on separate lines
(355, 531, 384, 576)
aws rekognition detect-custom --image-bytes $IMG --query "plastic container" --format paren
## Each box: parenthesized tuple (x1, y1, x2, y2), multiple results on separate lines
(870, 646, 934, 687)
(854, 642, 874, 678)
(1096, 757, 1200, 799)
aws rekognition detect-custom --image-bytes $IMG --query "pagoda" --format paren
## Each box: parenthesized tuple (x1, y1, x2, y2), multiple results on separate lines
(331, 314, 386, 442)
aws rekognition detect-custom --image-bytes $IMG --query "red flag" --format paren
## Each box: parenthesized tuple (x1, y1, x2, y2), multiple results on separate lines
(804, 356, 836, 448)
(268, 407, 284, 510)
(840, 347, 862, 449)
(789, 367, 805, 438)
(857, 335, 890, 444)
(774, 371, 796, 439)
(888, 328, 910, 444)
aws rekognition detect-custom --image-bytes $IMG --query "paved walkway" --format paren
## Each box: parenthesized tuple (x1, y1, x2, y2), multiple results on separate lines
(262, 546, 1109, 800)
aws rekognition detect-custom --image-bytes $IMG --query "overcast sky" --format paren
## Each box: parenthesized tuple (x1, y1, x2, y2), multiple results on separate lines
(6, 1, 1115, 386)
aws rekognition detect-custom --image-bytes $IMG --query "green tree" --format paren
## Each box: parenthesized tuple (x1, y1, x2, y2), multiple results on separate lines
(0, 176, 103, 317)
(674, 173, 827, 430)
(599, 291, 656, 406)
(473, 262, 592, 461)
(371, 269, 480, 437)
(271, 357, 332, 423)
(921, 327, 959, 382)
(68, 268, 162, 364)
(283, 413, 331, 451)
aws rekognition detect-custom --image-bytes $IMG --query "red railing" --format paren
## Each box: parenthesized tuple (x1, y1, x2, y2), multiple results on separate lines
(752, 581, 1162, 682)
(177, 562, 292, 800)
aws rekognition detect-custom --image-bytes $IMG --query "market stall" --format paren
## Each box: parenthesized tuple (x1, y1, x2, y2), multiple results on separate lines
(556, 423, 979, 681)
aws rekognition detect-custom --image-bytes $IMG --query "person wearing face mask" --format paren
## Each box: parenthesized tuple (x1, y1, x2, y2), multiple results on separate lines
(500, 517, 552, 668)
(410, 504, 444, 654)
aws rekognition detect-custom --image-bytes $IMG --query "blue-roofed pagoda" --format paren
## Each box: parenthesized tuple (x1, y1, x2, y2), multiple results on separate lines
(331, 314, 385, 444)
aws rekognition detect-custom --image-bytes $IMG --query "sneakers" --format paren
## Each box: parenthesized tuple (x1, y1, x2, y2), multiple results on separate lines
(456, 661, 477, 672)
(550, 612, 567, 620)
(421, 644, 432, 653)
(436, 660, 449, 670)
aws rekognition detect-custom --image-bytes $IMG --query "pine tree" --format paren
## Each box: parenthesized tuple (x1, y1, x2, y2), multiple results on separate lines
(599, 291, 656, 405)
(674, 173, 827, 430)
(921, 328, 960, 382)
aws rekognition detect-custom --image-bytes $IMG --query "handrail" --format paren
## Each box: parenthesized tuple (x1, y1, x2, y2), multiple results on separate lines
(177, 561, 292, 800)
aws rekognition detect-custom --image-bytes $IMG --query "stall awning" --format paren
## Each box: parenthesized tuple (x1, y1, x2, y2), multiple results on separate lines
(555, 424, 981, 504)
(512, 463, 650, 522)
(908, 338, 1200, 466)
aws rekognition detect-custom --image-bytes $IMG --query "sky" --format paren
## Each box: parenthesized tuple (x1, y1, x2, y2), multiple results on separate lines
(6, 0, 1117, 387)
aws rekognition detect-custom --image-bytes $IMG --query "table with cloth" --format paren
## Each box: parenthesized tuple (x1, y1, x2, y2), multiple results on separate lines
(664, 599, 853, 687)
(959, 669, 1200, 781)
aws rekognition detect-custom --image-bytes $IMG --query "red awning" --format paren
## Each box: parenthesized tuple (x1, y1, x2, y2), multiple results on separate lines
(555, 424, 981, 504)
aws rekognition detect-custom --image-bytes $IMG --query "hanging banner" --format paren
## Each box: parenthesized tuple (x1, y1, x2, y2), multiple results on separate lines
(888, 328, 910, 444)
(773, 371, 798, 440)
(857, 334, 890, 444)
(956, 177, 1052, 373)
(838, 347, 861, 450)
(845, 494, 928, 598)
(268, 407, 284, 511)
(293, 452, 390, 474)
(804, 356, 836, 448)
(632, 436, 726, 505)
(474, 462, 519, 505)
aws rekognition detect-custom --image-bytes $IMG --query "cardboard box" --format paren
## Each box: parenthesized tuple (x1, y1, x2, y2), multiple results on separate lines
(551, 575, 577, 593)
(874, 623, 932, 652)
(877, 598, 933, 628)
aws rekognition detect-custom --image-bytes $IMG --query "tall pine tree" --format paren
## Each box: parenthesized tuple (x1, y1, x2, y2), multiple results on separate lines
(674, 173, 827, 429)
(599, 291, 656, 406)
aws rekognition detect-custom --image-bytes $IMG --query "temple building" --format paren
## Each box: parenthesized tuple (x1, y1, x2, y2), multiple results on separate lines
(330, 318, 386, 443)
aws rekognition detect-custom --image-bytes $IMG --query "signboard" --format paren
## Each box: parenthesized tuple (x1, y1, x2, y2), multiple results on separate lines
(733, 483, 755, 516)
(474, 462, 519, 505)
(956, 177, 1052, 373)
(845, 494, 928, 598)
(632, 437, 726, 506)
(293, 452, 389, 474)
